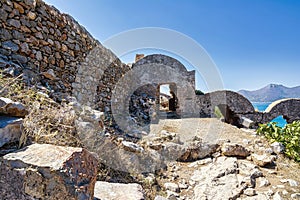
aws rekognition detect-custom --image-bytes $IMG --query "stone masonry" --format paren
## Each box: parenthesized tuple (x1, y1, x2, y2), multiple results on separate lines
(1, 0, 299, 132)
(0, 0, 114, 103)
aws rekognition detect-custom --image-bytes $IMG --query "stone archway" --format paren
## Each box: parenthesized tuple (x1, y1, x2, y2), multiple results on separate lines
(197, 90, 255, 118)
(264, 99, 300, 123)
(111, 54, 198, 132)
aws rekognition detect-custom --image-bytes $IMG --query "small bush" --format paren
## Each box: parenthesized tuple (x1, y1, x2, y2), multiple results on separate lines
(257, 121, 300, 162)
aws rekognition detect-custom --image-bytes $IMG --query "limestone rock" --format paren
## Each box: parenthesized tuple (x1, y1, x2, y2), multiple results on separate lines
(291, 193, 300, 199)
(244, 188, 257, 196)
(177, 141, 218, 162)
(240, 116, 254, 128)
(192, 157, 244, 200)
(271, 142, 285, 154)
(0, 143, 98, 200)
(281, 179, 299, 187)
(188, 157, 212, 168)
(20, 42, 30, 54)
(94, 181, 145, 200)
(147, 142, 163, 150)
(0, 116, 22, 147)
(0, 97, 28, 117)
(122, 141, 144, 153)
(24, 0, 37, 8)
(164, 182, 179, 192)
(251, 153, 276, 167)
(273, 192, 283, 200)
(221, 143, 251, 157)
(154, 196, 168, 200)
(288, 179, 299, 187)
(0, 7, 8, 21)
(12, 54, 28, 64)
(258, 177, 270, 187)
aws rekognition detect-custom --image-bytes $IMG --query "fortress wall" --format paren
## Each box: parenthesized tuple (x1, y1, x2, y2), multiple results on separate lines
(0, 0, 117, 103)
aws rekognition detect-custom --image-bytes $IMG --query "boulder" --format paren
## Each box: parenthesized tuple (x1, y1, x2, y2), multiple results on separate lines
(177, 141, 218, 162)
(122, 141, 144, 153)
(192, 157, 244, 200)
(0, 116, 22, 148)
(94, 181, 145, 200)
(0, 97, 28, 117)
(271, 142, 285, 154)
(221, 143, 251, 158)
(251, 153, 276, 167)
(0, 143, 98, 200)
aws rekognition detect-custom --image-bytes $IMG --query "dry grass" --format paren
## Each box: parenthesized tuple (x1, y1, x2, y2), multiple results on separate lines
(1, 71, 162, 199)
(21, 103, 82, 147)
(0, 71, 82, 148)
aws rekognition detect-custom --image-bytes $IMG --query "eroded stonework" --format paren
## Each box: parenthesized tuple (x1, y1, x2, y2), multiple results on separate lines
(0, 0, 299, 133)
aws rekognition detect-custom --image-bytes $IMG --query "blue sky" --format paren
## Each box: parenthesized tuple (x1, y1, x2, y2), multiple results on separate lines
(44, 0, 300, 92)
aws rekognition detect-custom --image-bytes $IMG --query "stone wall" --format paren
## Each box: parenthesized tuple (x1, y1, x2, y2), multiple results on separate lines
(0, 0, 116, 103)
(72, 45, 119, 108)
(197, 90, 255, 118)
(1, 0, 299, 132)
(264, 99, 300, 123)
(110, 54, 198, 133)
(197, 91, 300, 128)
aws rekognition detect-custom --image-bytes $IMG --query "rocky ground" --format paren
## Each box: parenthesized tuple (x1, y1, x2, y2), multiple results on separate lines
(1, 94, 300, 200)
(141, 118, 300, 199)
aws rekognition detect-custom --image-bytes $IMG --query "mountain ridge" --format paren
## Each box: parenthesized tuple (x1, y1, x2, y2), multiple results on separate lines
(238, 84, 300, 102)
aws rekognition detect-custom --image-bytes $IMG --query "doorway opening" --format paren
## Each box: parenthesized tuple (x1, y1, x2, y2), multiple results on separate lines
(158, 83, 180, 119)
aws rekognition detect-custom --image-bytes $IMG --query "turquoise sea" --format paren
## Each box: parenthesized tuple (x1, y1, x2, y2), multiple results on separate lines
(252, 102, 287, 127)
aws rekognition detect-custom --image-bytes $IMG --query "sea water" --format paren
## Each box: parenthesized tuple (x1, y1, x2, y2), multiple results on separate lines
(252, 102, 287, 127)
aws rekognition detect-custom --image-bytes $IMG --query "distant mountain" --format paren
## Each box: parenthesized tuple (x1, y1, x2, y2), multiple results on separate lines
(238, 84, 300, 102)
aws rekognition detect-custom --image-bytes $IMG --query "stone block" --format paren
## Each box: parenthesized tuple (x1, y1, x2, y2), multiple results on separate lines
(94, 181, 145, 200)
(0, 143, 98, 200)
(0, 116, 22, 148)
(221, 143, 251, 158)
(240, 116, 254, 128)
(0, 97, 28, 117)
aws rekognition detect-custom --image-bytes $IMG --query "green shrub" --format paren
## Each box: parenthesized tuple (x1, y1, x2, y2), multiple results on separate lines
(257, 121, 300, 162)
